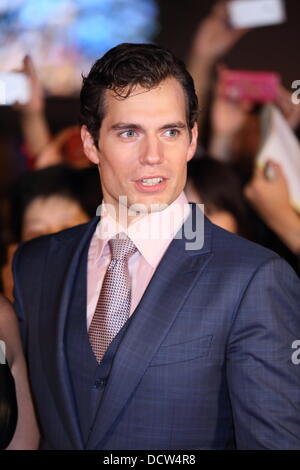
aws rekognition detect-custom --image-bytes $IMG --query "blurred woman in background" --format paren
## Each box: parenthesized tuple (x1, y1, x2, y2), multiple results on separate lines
(0, 294, 39, 449)
(1, 165, 101, 300)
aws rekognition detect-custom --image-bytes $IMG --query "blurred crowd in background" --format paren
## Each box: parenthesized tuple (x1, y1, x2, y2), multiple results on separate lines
(1, 0, 300, 302)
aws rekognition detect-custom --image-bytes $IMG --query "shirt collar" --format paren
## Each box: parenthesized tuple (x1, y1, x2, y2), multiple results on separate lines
(93, 192, 191, 268)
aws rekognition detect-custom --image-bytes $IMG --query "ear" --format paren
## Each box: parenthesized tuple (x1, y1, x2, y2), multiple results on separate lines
(81, 125, 100, 165)
(186, 122, 198, 162)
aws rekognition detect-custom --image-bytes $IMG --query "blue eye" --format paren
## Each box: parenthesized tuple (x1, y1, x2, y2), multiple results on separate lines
(120, 130, 136, 138)
(165, 129, 179, 137)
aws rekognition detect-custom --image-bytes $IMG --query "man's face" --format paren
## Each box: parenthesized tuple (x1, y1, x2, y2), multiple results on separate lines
(81, 77, 198, 220)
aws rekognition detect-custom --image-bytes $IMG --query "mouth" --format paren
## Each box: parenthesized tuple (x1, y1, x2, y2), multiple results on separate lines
(133, 176, 168, 193)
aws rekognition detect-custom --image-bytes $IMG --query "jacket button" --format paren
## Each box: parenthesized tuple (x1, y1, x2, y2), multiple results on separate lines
(93, 379, 106, 389)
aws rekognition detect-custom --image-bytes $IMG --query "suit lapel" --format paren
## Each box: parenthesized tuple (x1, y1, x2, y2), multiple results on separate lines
(86, 205, 214, 449)
(39, 217, 99, 450)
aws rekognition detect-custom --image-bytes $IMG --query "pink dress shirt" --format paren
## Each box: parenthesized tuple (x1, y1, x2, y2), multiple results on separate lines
(87, 192, 191, 329)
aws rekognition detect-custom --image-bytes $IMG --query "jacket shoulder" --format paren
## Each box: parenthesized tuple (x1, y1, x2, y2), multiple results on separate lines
(210, 221, 282, 269)
(13, 219, 97, 272)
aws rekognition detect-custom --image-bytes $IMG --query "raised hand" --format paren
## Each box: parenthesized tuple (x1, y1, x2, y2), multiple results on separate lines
(244, 161, 291, 217)
(190, 1, 249, 66)
(15, 55, 44, 113)
(275, 84, 300, 130)
(245, 161, 300, 253)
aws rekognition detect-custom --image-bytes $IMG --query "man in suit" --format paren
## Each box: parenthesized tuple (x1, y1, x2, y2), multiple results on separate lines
(13, 43, 300, 449)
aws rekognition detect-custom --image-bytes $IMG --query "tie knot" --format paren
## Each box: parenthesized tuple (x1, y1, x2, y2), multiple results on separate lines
(109, 233, 137, 260)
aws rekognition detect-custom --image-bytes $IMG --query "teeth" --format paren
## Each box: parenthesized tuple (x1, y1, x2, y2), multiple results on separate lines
(140, 177, 163, 186)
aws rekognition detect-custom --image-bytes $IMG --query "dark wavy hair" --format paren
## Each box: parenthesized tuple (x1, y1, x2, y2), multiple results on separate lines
(79, 43, 198, 147)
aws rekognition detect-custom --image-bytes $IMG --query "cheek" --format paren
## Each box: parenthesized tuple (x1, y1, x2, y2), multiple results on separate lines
(100, 145, 134, 175)
(172, 157, 188, 177)
(167, 139, 192, 161)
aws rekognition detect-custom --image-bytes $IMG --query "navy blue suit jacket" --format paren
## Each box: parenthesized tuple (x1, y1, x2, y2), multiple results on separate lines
(13, 204, 300, 449)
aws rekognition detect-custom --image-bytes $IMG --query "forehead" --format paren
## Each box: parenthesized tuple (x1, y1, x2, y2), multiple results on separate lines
(25, 196, 79, 218)
(102, 77, 187, 123)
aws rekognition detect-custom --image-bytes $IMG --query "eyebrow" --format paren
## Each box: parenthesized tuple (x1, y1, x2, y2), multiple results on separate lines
(111, 123, 140, 131)
(160, 122, 187, 130)
(110, 121, 187, 131)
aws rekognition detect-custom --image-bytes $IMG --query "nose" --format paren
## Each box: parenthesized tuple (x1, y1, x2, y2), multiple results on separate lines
(139, 135, 163, 166)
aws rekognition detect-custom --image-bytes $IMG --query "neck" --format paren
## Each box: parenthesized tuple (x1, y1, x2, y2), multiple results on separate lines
(101, 199, 149, 228)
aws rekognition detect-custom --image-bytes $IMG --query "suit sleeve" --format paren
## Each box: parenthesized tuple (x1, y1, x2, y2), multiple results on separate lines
(226, 256, 300, 449)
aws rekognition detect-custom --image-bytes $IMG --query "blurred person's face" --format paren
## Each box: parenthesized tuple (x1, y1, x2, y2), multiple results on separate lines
(81, 77, 197, 222)
(207, 210, 237, 234)
(232, 113, 261, 160)
(184, 180, 238, 234)
(22, 195, 90, 241)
